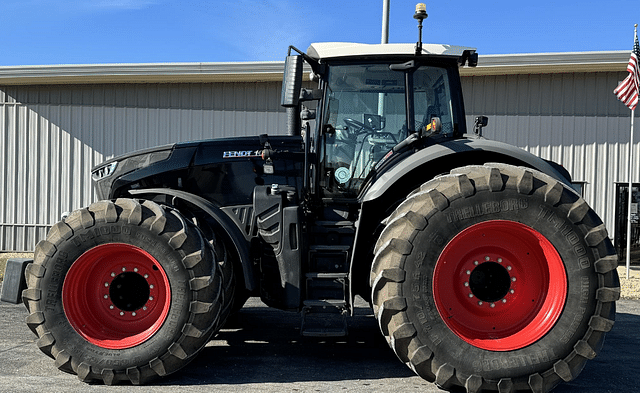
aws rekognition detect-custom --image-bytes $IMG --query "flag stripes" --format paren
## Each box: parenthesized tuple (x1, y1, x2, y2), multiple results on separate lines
(614, 29, 640, 110)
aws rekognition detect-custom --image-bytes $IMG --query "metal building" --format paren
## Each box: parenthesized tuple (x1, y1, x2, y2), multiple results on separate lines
(0, 51, 635, 251)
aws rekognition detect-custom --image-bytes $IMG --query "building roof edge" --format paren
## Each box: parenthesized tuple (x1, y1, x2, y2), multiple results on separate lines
(0, 51, 631, 85)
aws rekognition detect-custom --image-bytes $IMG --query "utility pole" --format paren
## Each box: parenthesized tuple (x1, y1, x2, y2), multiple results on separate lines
(379, 0, 390, 116)
(381, 0, 390, 44)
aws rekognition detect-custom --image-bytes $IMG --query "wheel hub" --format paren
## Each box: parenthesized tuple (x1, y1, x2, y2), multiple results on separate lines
(109, 271, 150, 312)
(458, 253, 520, 311)
(468, 260, 512, 304)
(100, 263, 162, 320)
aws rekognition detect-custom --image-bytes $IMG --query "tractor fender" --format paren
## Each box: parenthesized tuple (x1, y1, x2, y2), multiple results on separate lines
(348, 137, 575, 303)
(363, 137, 574, 203)
(128, 188, 255, 291)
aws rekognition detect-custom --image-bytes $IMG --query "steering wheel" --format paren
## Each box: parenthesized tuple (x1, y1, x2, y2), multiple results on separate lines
(344, 118, 374, 134)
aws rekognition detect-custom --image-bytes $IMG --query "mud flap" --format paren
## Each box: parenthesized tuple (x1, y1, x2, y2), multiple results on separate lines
(1, 258, 31, 304)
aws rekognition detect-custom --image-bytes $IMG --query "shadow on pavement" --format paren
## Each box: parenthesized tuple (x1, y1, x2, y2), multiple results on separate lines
(159, 300, 415, 385)
(556, 303, 640, 392)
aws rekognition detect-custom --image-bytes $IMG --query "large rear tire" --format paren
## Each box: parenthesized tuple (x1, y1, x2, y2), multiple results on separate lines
(23, 199, 223, 385)
(371, 164, 620, 393)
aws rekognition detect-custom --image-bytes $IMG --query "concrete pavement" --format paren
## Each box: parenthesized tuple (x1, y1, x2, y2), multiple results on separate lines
(0, 298, 638, 393)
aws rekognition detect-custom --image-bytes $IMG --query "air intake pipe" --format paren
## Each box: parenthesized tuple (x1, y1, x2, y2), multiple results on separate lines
(286, 105, 301, 136)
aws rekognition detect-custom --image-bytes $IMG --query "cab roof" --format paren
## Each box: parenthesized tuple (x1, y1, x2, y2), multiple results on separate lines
(306, 42, 476, 61)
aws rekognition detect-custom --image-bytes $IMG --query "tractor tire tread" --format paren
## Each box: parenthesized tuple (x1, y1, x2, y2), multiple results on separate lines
(371, 164, 619, 393)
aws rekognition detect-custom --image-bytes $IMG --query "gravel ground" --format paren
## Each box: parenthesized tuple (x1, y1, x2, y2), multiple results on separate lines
(2, 252, 640, 299)
(618, 265, 640, 299)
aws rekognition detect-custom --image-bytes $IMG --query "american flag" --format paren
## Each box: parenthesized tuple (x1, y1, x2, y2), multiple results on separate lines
(614, 28, 640, 111)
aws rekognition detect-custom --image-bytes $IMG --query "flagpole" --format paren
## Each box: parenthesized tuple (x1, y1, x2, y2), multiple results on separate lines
(626, 107, 638, 279)
(627, 107, 635, 280)
(614, 23, 639, 279)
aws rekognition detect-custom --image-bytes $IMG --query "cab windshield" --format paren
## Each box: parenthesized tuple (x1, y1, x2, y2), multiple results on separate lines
(320, 63, 454, 195)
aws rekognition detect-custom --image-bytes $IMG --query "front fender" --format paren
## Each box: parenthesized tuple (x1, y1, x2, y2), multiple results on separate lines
(128, 188, 255, 291)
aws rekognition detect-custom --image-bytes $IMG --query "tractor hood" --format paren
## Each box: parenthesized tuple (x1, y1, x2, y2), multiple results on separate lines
(91, 136, 305, 205)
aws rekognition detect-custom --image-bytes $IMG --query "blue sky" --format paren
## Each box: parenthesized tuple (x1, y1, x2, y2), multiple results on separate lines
(1, 0, 638, 66)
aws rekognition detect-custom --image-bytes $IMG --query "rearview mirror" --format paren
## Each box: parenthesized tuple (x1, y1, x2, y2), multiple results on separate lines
(281, 55, 304, 107)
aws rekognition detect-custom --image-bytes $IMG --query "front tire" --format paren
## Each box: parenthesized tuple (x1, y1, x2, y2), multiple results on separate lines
(23, 199, 223, 385)
(371, 164, 620, 392)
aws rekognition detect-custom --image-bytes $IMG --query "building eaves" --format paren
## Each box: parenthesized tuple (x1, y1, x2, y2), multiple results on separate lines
(460, 50, 629, 76)
(0, 51, 631, 86)
(0, 61, 286, 85)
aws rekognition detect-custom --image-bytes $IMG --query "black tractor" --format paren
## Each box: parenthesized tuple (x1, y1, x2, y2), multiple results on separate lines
(9, 6, 619, 393)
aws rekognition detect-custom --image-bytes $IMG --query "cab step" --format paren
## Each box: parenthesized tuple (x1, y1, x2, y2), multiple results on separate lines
(301, 299, 348, 337)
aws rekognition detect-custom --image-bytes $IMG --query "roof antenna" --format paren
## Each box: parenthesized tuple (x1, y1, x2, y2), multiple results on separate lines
(413, 3, 428, 56)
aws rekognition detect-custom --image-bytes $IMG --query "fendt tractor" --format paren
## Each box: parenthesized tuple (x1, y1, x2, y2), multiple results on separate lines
(1, 4, 620, 392)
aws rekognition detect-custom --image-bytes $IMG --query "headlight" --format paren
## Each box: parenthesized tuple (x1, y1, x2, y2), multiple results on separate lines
(92, 148, 172, 182)
(92, 161, 118, 181)
(91, 146, 173, 200)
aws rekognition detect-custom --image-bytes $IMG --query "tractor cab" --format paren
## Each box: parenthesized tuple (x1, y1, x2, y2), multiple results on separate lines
(282, 42, 478, 198)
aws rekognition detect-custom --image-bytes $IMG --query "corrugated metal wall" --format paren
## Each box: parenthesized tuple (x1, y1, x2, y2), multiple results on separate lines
(1, 71, 638, 251)
(0, 82, 289, 251)
(461, 71, 640, 239)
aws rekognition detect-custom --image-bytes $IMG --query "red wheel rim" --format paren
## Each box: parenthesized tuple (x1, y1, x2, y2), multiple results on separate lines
(433, 220, 567, 351)
(62, 243, 171, 349)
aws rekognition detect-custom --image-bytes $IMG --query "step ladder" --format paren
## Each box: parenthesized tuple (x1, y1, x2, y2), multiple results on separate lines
(301, 242, 351, 337)
(301, 274, 349, 337)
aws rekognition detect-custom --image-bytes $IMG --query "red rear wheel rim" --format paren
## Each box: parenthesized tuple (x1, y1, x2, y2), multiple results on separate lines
(62, 243, 171, 349)
(433, 220, 567, 351)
